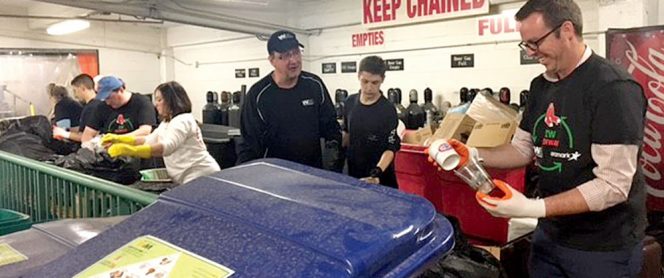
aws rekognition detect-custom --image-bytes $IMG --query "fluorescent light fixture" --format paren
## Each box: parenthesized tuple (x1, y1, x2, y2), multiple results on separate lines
(47, 19, 90, 35)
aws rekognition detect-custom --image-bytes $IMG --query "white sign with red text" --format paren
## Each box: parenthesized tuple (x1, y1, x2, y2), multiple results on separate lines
(352, 30, 385, 47)
(363, 0, 489, 29)
(477, 9, 519, 36)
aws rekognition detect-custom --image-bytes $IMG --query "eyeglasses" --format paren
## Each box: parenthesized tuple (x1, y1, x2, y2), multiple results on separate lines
(518, 23, 563, 52)
(274, 48, 302, 61)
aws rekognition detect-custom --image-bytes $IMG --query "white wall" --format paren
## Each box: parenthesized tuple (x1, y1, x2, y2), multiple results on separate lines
(0, 7, 162, 111)
(163, 0, 659, 119)
(293, 0, 610, 107)
(165, 25, 282, 120)
(3, 0, 660, 120)
(659, 0, 664, 24)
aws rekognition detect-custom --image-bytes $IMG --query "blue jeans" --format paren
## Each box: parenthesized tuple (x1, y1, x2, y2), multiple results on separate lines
(529, 228, 643, 278)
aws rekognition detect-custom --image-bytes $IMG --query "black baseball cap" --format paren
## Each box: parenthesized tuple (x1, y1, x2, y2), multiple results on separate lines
(267, 30, 304, 54)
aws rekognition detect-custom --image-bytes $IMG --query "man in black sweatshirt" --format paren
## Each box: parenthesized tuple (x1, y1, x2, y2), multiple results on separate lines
(343, 56, 400, 188)
(238, 30, 341, 168)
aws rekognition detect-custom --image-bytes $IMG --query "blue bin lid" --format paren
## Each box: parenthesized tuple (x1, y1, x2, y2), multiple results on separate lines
(31, 159, 454, 277)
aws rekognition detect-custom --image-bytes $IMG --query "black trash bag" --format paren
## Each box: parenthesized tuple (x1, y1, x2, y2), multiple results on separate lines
(1, 115, 78, 155)
(128, 181, 178, 194)
(419, 216, 507, 278)
(0, 118, 22, 134)
(0, 131, 56, 161)
(53, 148, 141, 185)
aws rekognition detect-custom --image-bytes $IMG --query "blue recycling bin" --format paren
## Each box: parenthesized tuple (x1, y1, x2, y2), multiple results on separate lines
(30, 159, 454, 277)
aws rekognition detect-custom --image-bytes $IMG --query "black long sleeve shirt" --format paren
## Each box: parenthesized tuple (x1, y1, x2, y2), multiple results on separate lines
(238, 71, 341, 168)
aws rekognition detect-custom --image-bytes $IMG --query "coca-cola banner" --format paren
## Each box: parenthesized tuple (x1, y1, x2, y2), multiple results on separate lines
(606, 26, 664, 211)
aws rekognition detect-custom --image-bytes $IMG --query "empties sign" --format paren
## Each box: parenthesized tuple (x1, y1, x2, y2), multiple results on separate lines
(385, 59, 404, 71)
(451, 54, 474, 68)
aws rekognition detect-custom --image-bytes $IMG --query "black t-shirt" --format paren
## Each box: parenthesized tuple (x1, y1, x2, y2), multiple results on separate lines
(238, 71, 341, 168)
(88, 94, 157, 134)
(79, 99, 101, 131)
(343, 93, 401, 188)
(54, 97, 83, 128)
(520, 53, 646, 251)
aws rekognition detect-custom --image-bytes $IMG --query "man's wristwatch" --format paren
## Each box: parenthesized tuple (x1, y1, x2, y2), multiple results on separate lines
(369, 166, 383, 178)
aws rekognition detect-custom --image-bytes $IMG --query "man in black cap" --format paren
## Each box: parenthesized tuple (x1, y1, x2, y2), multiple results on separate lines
(238, 30, 341, 169)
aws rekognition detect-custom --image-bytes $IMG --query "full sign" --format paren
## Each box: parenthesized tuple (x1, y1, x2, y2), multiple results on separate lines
(362, 0, 489, 28)
(478, 10, 519, 36)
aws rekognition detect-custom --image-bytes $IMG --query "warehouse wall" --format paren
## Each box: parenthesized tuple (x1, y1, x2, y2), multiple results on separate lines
(0, 4, 162, 116)
(164, 25, 321, 121)
(164, 25, 279, 121)
(292, 0, 651, 107)
(162, 0, 660, 121)
(0, 1, 660, 120)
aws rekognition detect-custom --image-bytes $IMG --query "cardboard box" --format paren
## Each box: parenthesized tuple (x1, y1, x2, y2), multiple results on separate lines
(475, 245, 501, 260)
(430, 113, 475, 143)
(429, 112, 516, 148)
(467, 92, 518, 123)
(409, 93, 519, 147)
(466, 121, 517, 148)
(402, 127, 432, 145)
(426, 91, 519, 148)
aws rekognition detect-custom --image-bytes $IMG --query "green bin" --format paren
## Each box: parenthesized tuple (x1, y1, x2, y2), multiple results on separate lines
(0, 150, 158, 224)
(0, 209, 32, 236)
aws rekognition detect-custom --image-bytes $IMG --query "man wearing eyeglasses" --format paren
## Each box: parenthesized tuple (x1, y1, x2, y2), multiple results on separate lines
(238, 30, 341, 169)
(443, 0, 646, 277)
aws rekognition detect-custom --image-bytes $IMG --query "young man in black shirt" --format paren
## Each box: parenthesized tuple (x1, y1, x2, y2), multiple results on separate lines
(443, 0, 646, 277)
(238, 30, 341, 168)
(53, 74, 101, 142)
(343, 56, 400, 188)
(81, 76, 156, 148)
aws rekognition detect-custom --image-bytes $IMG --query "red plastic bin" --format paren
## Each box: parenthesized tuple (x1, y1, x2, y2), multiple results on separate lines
(395, 143, 525, 245)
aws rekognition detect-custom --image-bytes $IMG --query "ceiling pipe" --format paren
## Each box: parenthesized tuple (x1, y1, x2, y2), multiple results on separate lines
(164, 0, 312, 34)
(0, 13, 163, 24)
(33, 0, 316, 36)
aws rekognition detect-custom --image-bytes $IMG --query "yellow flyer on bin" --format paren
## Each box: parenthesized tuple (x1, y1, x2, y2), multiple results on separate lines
(0, 243, 28, 267)
(74, 235, 234, 278)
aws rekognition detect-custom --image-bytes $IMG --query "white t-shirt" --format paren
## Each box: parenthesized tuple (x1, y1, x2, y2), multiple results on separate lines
(145, 113, 220, 184)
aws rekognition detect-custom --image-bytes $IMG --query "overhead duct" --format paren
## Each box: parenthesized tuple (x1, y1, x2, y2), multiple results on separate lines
(33, 0, 315, 36)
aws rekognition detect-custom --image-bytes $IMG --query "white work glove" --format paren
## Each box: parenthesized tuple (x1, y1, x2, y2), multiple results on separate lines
(360, 177, 380, 184)
(478, 181, 546, 219)
(427, 139, 480, 171)
(52, 126, 70, 140)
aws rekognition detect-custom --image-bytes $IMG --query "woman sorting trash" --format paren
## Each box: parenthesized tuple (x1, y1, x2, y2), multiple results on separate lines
(48, 83, 83, 130)
(102, 81, 220, 184)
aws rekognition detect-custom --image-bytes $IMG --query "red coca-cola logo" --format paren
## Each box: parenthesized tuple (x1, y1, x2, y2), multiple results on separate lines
(608, 28, 664, 210)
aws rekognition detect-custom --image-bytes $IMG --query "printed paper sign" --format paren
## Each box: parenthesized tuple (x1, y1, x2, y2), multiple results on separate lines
(0, 243, 28, 267)
(75, 235, 234, 278)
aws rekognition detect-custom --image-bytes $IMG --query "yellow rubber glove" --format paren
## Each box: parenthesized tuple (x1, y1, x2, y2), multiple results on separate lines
(101, 133, 136, 145)
(108, 143, 152, 159)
